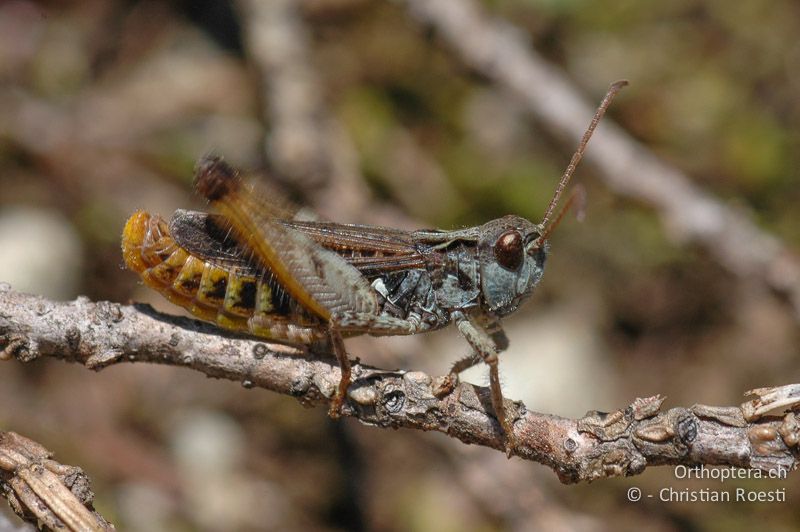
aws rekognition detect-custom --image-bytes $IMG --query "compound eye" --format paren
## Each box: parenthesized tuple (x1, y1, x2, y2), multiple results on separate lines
(494, 230, 524, 271)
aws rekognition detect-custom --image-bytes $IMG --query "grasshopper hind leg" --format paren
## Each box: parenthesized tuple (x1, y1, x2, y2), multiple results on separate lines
(327, 327, 351, 419)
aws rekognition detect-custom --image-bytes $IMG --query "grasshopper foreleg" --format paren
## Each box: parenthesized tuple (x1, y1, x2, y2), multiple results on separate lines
(444, 310, 517, 455)
(435, 311, 508, 396)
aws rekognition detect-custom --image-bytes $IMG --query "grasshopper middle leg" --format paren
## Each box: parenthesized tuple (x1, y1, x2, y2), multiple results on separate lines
(327, 312, 427, 417)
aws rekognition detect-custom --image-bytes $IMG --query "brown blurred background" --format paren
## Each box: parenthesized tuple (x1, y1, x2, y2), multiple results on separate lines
(1, 0, 799, 530)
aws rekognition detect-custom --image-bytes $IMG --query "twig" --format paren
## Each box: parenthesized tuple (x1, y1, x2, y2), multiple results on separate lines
(402, 0, 800, 318)
(0, 431, 114, 531)
(1, 285, 798, 484)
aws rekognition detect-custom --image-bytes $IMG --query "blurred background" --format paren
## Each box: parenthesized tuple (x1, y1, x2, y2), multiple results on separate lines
(1, 0, 799, 530)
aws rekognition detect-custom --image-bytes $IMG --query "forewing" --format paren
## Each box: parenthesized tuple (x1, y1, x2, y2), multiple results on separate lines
(281, 220, 426, 274)
(193, 157, 378, 320)
(170, 210, 428, 280)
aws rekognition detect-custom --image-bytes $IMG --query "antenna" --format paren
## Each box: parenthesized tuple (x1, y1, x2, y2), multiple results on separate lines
(534, 185, 586, 246)
(534, 80, 628, 249)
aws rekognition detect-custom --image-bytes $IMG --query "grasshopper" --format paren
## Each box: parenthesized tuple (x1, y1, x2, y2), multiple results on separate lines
(122, 81, 627, 453)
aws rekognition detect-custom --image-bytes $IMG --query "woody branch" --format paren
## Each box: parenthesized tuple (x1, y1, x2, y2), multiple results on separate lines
(0, 431, 113, 532)
(2, 285, 798, 484)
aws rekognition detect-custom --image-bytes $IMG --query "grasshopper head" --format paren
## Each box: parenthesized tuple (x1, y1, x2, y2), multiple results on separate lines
(478, 215, 547, 316)
(476, 81, 627, 316)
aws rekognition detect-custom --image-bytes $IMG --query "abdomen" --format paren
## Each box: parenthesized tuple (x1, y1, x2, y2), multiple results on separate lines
(121, 211, 325, 343)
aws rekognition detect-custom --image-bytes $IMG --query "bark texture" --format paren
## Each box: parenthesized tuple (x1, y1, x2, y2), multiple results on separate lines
(1, 285, 798, 486)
